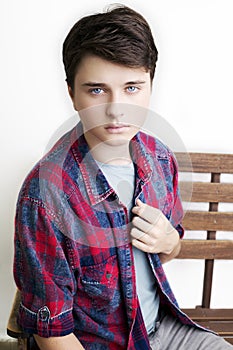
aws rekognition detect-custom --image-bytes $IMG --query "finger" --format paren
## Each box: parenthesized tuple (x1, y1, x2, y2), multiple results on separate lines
(132, 199, 161, 225)
(131, 227, 154, 246)
(131, 238, 148, 252)
(131, 238, 158, 254)
(132, 216, 153, 235)
(130, 227, 146, 240)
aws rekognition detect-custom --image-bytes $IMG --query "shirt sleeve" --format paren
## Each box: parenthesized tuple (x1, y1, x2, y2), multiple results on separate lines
(169, 151, 185, 238)
(14, 196, 77, 337)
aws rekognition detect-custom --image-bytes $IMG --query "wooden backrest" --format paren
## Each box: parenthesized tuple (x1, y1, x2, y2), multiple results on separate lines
(175, 152, 233, 308)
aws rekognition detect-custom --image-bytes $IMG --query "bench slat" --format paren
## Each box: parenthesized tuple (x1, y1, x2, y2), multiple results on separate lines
(175, 152, 233, 173)
(182, 211, 233, 231)
(175, 152, 233, 344)
(194, 321, 233, 336)
(178, 240, 233, 259)
(225, 338, 233, 345)
(180, 182, 233, 203)
(182, 308, 233, 320)
(182, 308, 233, 337)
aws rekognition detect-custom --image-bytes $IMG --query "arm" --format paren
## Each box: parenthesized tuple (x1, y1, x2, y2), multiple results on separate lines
(158, 236, 181, 264)
(131, 199, 181, 263)
(34, 333, 84, 350)
(14, 197, 77, 339)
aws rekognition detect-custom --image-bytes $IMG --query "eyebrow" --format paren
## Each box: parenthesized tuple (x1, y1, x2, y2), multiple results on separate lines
(81, 80, 147, 87)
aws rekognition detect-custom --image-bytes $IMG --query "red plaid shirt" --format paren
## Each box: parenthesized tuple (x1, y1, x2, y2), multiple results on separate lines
(14, 123, 202, 349)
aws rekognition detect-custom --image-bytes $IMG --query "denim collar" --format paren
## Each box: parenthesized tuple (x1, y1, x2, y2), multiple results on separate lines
(71, 122, 154, 206)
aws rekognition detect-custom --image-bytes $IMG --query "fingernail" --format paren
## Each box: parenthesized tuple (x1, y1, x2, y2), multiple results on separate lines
(132, 206, 139, 213)
(136, 198, 143, 206)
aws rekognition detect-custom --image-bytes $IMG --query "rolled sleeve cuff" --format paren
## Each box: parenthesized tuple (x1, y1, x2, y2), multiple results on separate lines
(18, 303, 74, 337)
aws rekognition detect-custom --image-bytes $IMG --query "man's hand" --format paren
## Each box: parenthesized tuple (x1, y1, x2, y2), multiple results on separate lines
(131, 199, 181, 263)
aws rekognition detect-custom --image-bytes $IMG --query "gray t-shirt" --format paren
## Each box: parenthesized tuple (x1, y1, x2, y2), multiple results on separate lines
(96, 160, 160, 334)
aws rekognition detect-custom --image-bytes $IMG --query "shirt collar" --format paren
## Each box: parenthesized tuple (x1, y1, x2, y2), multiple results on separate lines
(71, 123, 153, 206)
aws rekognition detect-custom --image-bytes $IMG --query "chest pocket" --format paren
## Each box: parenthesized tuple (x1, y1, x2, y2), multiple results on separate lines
(78, 254, 121, 313)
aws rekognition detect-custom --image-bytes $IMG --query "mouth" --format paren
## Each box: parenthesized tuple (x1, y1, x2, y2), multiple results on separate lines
(104, 123, 131, 134)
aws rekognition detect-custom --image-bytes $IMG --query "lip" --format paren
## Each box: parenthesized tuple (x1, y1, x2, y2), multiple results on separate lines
(105, 124, 130, 134)
(105, 123, 130, 128)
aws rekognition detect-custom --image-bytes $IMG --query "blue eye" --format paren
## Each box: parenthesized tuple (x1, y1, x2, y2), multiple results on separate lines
(90, 88, 103, 95)
(127, 86, 138, 93)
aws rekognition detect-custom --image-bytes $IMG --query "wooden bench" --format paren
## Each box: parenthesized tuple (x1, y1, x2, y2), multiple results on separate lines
(7, 152, 233, 347)
(175, 152, 233, 345)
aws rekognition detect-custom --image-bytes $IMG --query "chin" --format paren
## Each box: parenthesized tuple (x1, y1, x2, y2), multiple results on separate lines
(103, 137, 131, 146)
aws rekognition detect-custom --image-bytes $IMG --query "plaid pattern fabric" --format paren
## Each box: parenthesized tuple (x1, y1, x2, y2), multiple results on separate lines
(14, 123, 201, 349)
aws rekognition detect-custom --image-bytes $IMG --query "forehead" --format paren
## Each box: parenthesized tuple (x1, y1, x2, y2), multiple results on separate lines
(74, 54, 150, 84)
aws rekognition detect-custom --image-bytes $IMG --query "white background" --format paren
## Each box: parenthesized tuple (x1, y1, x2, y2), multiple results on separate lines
(1, 0, 233, 336)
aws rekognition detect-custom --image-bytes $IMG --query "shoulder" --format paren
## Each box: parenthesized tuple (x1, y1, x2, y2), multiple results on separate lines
(18, 125, 79, 203)
(136, 131, 177, 163)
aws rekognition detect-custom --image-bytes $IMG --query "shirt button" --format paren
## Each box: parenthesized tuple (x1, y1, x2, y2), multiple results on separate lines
(38, 306, 50, 321)
(106, 272, 112, 279)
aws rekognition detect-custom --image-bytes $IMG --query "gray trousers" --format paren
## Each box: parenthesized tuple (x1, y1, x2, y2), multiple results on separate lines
(149, 313, 233, 350)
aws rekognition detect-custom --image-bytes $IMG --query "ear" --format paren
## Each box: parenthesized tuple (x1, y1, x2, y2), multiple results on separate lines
(67, 85, 78, 111)
(68, 85, 74, 100)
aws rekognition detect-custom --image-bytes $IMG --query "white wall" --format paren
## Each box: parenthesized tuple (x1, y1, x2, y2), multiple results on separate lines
(1, 0, 233, 335)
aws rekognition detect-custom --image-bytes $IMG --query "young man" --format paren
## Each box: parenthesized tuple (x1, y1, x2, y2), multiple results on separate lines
(13, 5, 232, 350)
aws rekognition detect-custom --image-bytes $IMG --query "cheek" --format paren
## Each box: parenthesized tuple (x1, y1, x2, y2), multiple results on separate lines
(75, 95, 108, 112)
(124, 104, 149, 128)
(73, 95, 89, 111)
(139, 90, 151, 106)
(79, 104, 108, 130)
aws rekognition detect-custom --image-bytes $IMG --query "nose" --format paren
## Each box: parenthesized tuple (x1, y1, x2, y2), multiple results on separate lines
(106, 102, 124, 119)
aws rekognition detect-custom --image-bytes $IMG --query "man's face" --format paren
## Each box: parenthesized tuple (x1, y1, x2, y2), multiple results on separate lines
(69, 54, 151, 149)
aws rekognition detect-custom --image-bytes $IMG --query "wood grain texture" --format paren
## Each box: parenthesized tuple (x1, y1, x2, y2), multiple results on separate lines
(181, 211, 233, 231)
(178, 240, 233, 259)
(179, 182, 233, 203)
(176, 152, 233, 343)
(175, 152, 233, 173)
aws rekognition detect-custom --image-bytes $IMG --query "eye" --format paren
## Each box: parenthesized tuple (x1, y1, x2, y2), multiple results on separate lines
(89, 88, 104, 95)
(126, 86, 139, 93)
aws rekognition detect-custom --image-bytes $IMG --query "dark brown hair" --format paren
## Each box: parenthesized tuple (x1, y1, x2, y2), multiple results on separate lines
(62, 4, 158, 90)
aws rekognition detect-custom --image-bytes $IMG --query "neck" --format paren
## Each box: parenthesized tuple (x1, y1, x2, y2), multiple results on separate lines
(88, 140, 132, 165)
